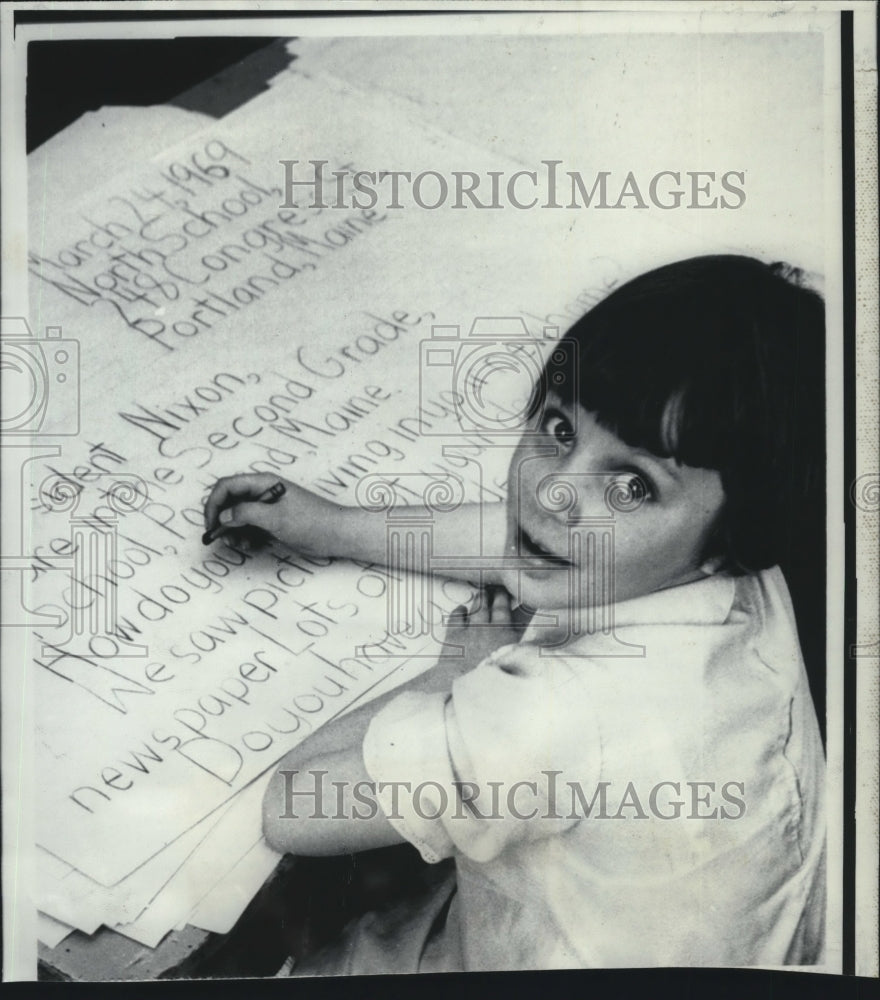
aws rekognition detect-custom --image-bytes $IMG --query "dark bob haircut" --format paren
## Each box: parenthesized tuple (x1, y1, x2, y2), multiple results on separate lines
(532, 254, 826, 576)
(531, 255, 827, 733)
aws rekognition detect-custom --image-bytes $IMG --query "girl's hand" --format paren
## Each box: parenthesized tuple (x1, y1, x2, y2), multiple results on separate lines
(203, 473, 336, 555)
(441, 584, 525, 672)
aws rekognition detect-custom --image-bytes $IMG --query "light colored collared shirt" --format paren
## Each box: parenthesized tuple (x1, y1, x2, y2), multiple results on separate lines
(341, 567, 825, 972)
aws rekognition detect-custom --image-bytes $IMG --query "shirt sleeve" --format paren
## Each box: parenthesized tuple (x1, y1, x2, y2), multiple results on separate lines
(362, 643, 602, 864)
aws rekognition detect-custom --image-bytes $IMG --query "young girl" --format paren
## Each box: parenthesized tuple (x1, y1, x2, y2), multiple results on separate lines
(205, 255, 826, 972)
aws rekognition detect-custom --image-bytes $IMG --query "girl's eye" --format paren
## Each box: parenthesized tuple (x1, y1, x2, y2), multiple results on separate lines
(543, 410, 575, 445)
(607, 471, 655, 508)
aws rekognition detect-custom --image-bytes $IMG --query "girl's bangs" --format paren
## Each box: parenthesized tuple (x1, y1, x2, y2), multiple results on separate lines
(544, 331, 734, 472)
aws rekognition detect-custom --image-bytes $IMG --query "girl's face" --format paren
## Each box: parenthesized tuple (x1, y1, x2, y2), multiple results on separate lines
(500, 394, 726, 610)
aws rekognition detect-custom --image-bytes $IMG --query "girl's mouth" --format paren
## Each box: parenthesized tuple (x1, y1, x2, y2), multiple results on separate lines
(517, 524, 568, 566)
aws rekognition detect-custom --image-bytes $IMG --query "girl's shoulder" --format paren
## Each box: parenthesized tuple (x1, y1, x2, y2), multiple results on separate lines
(731, 567, 811, 693)
(731, 565, 797, 623)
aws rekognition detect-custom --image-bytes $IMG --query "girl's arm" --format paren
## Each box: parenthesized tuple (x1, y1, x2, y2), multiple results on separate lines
(262, 592, 522, 856)
(262, 644, 468, 855)
(204, 473, 507, 586)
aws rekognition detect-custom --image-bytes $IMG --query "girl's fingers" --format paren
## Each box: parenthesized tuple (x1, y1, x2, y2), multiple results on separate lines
(488, 585, 513, 624)
(448, 604, 469, 625)
(468, 589, 491, 625)
(221, 501, 273, 531)
(204, 473, 275, 530)
(203, 501, 277, 547)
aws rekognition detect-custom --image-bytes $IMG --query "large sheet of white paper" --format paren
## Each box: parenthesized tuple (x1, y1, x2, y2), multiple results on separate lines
(30, 69, 666, 885)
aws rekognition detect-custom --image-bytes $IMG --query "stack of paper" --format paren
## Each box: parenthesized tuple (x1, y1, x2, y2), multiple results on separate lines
(24, 59, 567, 952)
(24, 31, 825, 952)
(25, 66, 475, 951)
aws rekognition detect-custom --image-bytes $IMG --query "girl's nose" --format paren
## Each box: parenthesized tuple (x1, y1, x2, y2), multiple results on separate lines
(516, 450, 607, 524)
(534, 470, 612, 522)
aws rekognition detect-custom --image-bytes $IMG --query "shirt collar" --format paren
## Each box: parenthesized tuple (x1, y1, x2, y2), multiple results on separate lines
(516, 571, 737, 644)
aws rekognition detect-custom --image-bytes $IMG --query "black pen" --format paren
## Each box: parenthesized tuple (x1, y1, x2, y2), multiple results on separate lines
(202, 481, 286, 545)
